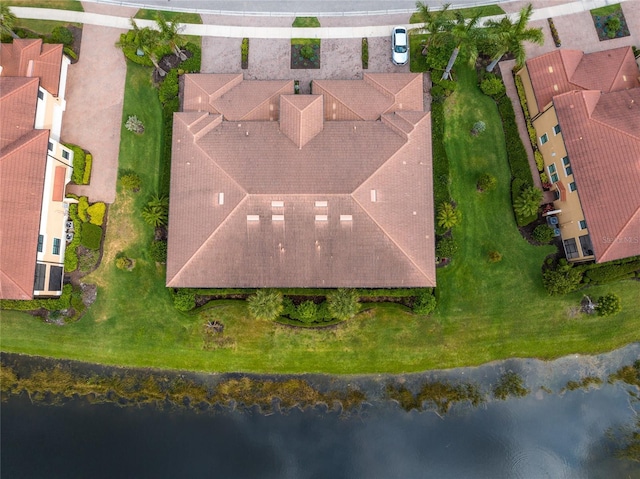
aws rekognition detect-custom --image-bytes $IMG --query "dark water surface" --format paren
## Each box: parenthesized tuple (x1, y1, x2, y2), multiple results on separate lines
(3, 347, 640, 479)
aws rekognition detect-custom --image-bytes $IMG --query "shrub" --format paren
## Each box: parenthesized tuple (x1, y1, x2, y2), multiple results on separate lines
(80, 222, 102, 250)
(596, 293, 622, 317)
(436, 236, 458, 258)
(241, 38, 249, 68)
(64, 204, 81, 272)
(542, 267, 583, 295)
(327, 289, 361, 320)
(480, 76, 505, 98)
(125, 115, 145, 134)
(540, 172, 548, 184)
(173, 288, 196, 312)
(77, 196, 89, 222)
(180, 42, 201, 72)
(158, 69, 179, 103)
(548, 18, 561, 47)
(82, 153, 92, 184)
(471, 120, 486, 135)
(361, 37, 368, 69)
(413, 289, 436, 315)
(533, 224, 555, 243)
(87, 202, 106, 226)
(0, 284, 72, 312)
(300, 45, 315, 60)
(51, 26, 73, 45)
(606, 16, 621, 38)
(431, 102, 451, 206)
(514, 186, 542, 218)
(119, 170, 142, 191)
(534, 150, 544, 172)
(297, 301, 319, 324)
(247, 289, 284, 320)
(477, 173, 497, 192)
(115, 254, 134, 271)
(149, 240, 168, 263)
(64, 144, 86, 184)
(63, 46, 78, 60)
(488, 250, 502, 263)
(585, 260, 640, 284)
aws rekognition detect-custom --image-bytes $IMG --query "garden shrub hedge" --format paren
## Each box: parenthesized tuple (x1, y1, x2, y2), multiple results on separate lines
(583, 259, 640, 284)
(431, 102, 452, 207)
(77, 196, 89, 222)
(0, 284, 72, 312)
(80, 222, 103, 250)
(495, 95, 536, 226)
(87, 202, 106, 226)
(241, 38, 249, 69)
(361, 38, 368, 69)
(64, 144, 87, 184)
(82, 153, 92, 184)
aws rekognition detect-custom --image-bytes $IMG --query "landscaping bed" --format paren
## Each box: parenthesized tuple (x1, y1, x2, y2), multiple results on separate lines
(591, 4, 630, 41)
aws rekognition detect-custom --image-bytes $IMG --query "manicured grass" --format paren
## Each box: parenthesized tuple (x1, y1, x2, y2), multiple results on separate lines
(6, 0, 83, 11)
(1, 63, 638, 375)
(14, 19, 80, 35)
(291, 38, 320, 46)
(410, 4, 504, 23)
(590, 3, 622, 16)
(134, 9, 202, 24)
(292, 17, 320, 28)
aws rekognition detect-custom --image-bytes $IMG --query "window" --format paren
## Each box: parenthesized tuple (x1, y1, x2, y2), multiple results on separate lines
(52, 238, 61, 255)
(34, 264, 46, 291)
(48, 266, 63, 292)
(37, 89, 44, 100)
(553, 124, 561, 135)
(551, 173, 559, 183)
(48, 141, 53, 151)
(540, 133, 549, 145)
(563, 238, 580, 260)
(562, 156, 572, 176)
(548, 164, 558, 183)
(37, 234, 44, 253)
(579, 220, 587, 230)
(579, 235, 593, 256)
(62, 150, 70, 160)
(569, 182, 577, 192)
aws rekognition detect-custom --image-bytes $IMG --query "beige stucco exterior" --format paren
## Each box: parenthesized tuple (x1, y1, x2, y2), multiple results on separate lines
(518, 67, 594, 263)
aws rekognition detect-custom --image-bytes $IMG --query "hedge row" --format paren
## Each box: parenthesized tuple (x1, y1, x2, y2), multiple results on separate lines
(193, 287, 427, 299)
(64, 144, 89, 185)
(582, 259, 640, 284)
(0, 284, 72, 311)
(431, 102, 452, 207)
(495, 95, 536, 226)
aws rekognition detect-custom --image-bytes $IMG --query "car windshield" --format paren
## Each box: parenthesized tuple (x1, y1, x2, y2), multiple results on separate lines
(395, 45, 407, 53)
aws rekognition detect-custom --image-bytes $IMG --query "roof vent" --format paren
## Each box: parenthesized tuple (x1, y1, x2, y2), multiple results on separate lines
(315, 201, 328, 207)
(548, 66, 553, 73)
(272, 215, 284, 221)
(553, 84, 558, 91)
(315, 215, 328, 221)
(370, 190, 377, 202)
(218, 192, 225, 205)
(272, 201, 284, 208)
(247, 215, 260, 222)
(340, 215, 352, 221)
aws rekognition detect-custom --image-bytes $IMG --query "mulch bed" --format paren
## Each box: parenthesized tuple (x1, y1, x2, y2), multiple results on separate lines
(591, 10, 631, 41)
(291, 44, 321, 69)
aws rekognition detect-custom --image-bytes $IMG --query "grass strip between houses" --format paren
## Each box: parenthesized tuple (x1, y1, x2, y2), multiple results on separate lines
(0, 63, 639, 375)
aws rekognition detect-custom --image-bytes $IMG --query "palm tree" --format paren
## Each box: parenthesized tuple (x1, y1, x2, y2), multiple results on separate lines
(0, 4, 19, 40)
(414, 2, 452, 52)
(441, 11, 484, 80)
(117, 19, 167, 76)
(247, 289, 284, 321)
(437, 202, 462, 229)
(141, 205, 168, 227)
(514, 186, 543, 218)
(484, 4, 543, 72)
(155, 12, 187, 61)
(327, 289, 361, 321)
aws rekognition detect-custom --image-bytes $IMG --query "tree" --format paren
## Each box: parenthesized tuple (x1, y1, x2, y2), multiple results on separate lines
(414, 2, 452, 50)
(155, 12, 187, 60)
(514, 186, 542, 218)
(437, 202, 462, 229)
(327, 289, 361, 320)
(542, 267, 583, 295)
(413, 289, 437, 315)
(141, 205, 168, 227)
(596, 293, 622, 317)
(441, 11, 484, 80)
(247, 289, 284, 321)
(484, 4, 543, 72)
(0, 4, 19, 40)
(117, 19, 167, 76)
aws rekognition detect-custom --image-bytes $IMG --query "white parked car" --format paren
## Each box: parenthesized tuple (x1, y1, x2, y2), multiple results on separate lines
(392, 27, 409, 65)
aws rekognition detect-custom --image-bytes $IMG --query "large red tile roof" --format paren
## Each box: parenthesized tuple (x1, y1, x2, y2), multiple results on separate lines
(168, 74, 435, 288)
(525, 47, 640, 113)
(0, 77, 48, 299)
(0, 39, 64, 96)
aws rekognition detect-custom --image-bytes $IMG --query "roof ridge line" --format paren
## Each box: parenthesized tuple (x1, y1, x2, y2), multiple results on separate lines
(193, 136, 249, 196)
(609, 47, 632, 91)
(169, 195, 250, 285)
(351, 194, 435, 284)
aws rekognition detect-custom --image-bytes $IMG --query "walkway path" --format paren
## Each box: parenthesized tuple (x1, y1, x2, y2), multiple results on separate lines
(63, 3, 137, 203)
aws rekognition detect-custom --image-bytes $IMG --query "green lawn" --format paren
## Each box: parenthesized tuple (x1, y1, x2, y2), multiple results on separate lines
(134, 9, 202, 24)
(1, 63, 638, 375)
(14, 19, 81, 35)
(6, 0, 83, 11)
(410, 4, 504, 24)
(590, 3, 622, 16)
(292, 17, 321, 28)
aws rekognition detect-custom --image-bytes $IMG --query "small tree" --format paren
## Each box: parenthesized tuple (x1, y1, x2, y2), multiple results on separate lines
(437, 202, 462, 230)
(596, 293, 622, 317)
(471, 121, 486, 136)
(327, 289, 360, 321)
(413, 289, 437, 315)
(477, 173, 497, 192)
(125, 115, 145, 134)
(142, 194, 169, 227)
(0, 4, 19, 40)
(606, 16, 621, 39)
(480, 76, 505, 98)
(542, 267, 583, 296)
(247, 289, 284, 321)
(300, 45, 315, 60)
(514, 186, 542, 218)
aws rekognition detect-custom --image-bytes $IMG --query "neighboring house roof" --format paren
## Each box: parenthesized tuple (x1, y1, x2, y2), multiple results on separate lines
(553, 88, 640, 262)
(0, 39, 64, 96)
(167, 74, 435, 288)
(525, 46, 640, 113)
(0, 77, 48, 299)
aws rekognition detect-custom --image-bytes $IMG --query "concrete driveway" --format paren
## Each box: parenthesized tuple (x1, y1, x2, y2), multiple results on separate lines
(63, 3, 136, 204)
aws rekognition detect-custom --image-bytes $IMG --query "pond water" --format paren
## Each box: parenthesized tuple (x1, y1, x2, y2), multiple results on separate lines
(2, 346, 640, 479)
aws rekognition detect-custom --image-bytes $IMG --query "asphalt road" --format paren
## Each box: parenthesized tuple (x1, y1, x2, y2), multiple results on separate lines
(88, 0, 512, 15)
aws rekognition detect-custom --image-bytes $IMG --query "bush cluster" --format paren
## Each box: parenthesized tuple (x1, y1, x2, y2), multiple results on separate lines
(436, 236, 458, 258)
(480, 75, 505, 98)
(149, 240, 168, 263)
(80, 222, 103, 250)
(361, 38, 369, 69)
(412, 289, 437, 315)
(172, 288, 196, 312)
(477, 173, 497, 192)
(488, 250, 502, 263)
(64, 144, 86, 184)
(0, 284, 72, 312)
(51, 26, 73, 45)
(119, 170, 142, 191)
(542, 260, 583, 295)
(77, 196, 89, 222)
(283, 298, 332, 324)
(87, 202, 106, 226)
(596, 293, 622, 316)
(158, 69, 179, 104)
(495, 94, 536, 226)
(532, 224, 554, 243)
(584, 260, 640, 285)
